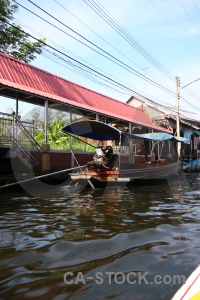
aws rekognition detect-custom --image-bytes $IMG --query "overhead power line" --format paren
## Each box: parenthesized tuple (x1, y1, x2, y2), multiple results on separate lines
(12, 0, 176, 97)
(82, 0, 200, 109)
(83, 0, 175, 81)
(53, 0, 168, 89)
(193, 0, 200, 17)
(2, 19, 183, 116)
(1, 21, 153, 99)
(151, 0, 200, 64)
(54, 0, 142, 71)
(3, 2, 200, 116)
(13, 16, 178, 108)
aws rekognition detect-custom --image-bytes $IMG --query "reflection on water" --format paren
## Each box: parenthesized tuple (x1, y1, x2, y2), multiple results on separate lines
(0, 173, 200, 299)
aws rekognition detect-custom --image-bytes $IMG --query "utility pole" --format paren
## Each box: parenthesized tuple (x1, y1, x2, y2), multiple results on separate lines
(176, 76, 180, 158)
(176, 76, 200, 159)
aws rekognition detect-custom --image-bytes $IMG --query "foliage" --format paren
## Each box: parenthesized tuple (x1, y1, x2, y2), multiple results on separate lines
(0, 0, 45, 63)
(34, 120, 95, 151)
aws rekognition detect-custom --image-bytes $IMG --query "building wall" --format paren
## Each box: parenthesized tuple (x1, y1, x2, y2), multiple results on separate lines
(0, 150, 131, 175)
(50, 151, 94, 171)
(127, 97, 163, 118)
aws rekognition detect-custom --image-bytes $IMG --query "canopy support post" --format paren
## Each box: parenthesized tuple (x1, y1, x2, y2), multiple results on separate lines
(88, 179, 96, 189)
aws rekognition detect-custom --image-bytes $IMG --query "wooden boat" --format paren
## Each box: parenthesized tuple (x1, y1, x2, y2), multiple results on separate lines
(62, 120, 185, 188)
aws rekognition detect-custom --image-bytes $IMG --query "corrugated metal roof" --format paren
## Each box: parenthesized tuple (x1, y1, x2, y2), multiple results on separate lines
(0, 52, 169, 132)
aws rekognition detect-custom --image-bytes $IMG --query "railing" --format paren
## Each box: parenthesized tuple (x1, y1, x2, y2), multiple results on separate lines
(13, 137, 42, 172)
(0, 112, 42, 171)
(0, 112, 14, 147)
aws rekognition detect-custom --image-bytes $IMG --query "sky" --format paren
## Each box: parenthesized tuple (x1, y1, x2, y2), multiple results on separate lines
(1, 0, 200, 120)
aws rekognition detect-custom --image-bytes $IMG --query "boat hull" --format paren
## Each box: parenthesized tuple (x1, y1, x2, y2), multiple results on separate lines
(70, 161, 181, 184)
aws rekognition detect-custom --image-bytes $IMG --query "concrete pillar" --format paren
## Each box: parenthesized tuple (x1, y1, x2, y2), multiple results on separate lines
(42, 143, 51, 174)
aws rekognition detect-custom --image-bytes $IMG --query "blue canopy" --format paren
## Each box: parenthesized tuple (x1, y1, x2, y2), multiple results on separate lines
(175, 136, 187, 142)
(127, 132, 175, 141)
(61, 120, 187, 142)
(61, 120, 121, 140)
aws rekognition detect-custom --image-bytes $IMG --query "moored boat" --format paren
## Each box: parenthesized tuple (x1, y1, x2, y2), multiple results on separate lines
(62, 120, 185, 188)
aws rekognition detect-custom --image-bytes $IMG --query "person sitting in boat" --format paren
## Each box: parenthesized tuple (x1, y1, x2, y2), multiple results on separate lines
(87, 145, 117, 171)
(104, 145, 113, 157)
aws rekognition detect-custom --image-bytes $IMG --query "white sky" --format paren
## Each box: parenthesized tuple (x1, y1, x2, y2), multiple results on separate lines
(1, 0, 200, 120)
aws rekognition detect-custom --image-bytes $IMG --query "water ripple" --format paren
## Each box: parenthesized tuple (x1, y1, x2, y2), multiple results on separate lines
(0, 174, 200, 299)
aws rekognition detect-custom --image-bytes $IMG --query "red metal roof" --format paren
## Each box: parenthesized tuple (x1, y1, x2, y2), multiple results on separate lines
(0, 52, 170, 132)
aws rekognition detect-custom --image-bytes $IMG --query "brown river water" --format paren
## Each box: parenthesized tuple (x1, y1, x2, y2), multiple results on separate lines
(0, 173, 200, 300)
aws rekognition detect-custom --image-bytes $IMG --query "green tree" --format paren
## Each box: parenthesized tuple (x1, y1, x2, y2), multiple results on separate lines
(0, 0, 45, 63)
(34, 120, 70, 150)
(34, 119, 96, 151)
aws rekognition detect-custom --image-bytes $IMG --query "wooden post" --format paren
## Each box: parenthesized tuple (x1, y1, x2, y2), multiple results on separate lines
(15, 94, 19, 145)
(42, 143, 51, 174)
(69, 109, 74, 168)
(12, 112, 15, 147)
(129, 123, 133, 163)
(176, 76, 181, 159)
(45, 100, 49, 144)
(69, 109, 72, 150)
(32, 120, 35, 137)
(16, 94, 19, 118)
(168, 141, 172, 158)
